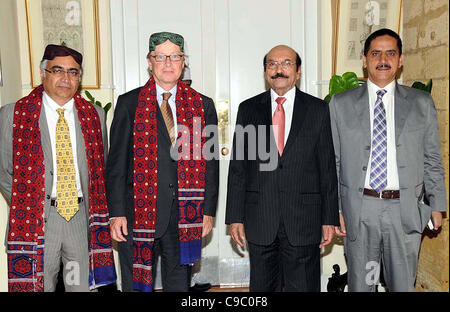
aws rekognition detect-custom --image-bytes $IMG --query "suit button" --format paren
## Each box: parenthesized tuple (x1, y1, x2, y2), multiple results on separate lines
(358, 188, 363, 192)
(50, 170, 53, 176)
(279, 164, 283, 169)
(362, 166, 367, 171)
(46, 195, 50, 199)
(365, 146, 370, 150)
(169, 183, 174, 188)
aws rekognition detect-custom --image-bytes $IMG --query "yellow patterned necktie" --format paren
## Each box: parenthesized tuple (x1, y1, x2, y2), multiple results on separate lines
(160, 92, 175, 144)
(55, 108, 78, 221)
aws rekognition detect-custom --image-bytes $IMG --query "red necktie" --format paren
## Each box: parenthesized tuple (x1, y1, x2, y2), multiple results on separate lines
(273, 97, 286, 155)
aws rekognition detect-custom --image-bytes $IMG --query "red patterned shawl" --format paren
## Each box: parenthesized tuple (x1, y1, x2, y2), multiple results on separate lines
(8, 85, 116, 292)
(132, 77, 206, 292)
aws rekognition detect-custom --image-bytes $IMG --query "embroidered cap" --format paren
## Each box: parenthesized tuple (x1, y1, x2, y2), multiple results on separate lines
(149, 32, 184, 53)
(41, 44, 83, 66)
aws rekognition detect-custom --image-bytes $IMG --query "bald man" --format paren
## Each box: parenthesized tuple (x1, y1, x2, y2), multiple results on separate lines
(225, 45, 339, 291)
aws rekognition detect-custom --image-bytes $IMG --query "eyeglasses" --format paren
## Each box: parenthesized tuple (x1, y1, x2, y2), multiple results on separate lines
(44, 67, 81, 78)
(151, 54, 184, 62)
(266, 60, 296, 70)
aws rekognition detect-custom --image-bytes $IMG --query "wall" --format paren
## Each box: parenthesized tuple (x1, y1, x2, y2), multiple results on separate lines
(0, 0, 22, 105)
(318, 0, 348, 278)
(402, 0, 449, 292)
(15, 0, 115, 127)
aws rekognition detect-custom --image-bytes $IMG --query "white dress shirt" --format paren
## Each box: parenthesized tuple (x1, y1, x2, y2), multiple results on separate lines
(156, 83, 178, 136)
(43, 92, 83, 198)
(110, 84, 178, 222)
(364, 79, 400, 190)
(270, 87, 296, 145)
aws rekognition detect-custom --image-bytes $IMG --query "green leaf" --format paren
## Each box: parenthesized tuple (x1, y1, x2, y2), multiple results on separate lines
(411, 81, 426, 91)
(411, 79, 433, 94)
(329, 75, 346, 95)
(342, 72, 359, 90)
(104, 102, 112, 115)
(85, 90, 95, 102)
(425, 79, 433, 93)
(324, 94, 332, 103)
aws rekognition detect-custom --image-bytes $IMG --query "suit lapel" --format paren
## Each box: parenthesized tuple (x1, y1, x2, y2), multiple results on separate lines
(283, 88, 308, 155)
(353, 83, 371, 147)
(259, 90, 272, 127)
(73, 106, 89, 200)
(394, 83, 409, 143)
(74, 106, 86, 171)
(260, 91, 277, 157)
(39, 106, 53, 170)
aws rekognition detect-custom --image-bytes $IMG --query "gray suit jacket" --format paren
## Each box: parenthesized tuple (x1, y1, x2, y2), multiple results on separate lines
(329, 82, 446, 241)
(0, 99, 108, 243)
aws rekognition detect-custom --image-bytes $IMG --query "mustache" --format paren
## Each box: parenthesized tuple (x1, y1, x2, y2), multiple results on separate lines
(376, 64, 391, 70)
(271, 73, 289, 79)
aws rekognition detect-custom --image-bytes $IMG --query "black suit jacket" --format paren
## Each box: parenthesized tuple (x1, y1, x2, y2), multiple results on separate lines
(106, 86, 219, 238)
(225, 88, 339, 246)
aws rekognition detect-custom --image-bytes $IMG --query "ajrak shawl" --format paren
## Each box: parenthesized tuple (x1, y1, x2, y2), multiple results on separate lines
(8, 85, 116, 292)
(133, 77, 206, 292)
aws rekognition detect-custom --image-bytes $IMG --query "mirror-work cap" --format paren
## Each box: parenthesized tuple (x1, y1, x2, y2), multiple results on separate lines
(149, 32, 184, 52)
(42, 44, 83, 66)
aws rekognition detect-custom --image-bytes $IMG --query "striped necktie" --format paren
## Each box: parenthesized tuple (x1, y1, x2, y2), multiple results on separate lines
(369, 89, 387, 193)
(160, 92, 175, 144)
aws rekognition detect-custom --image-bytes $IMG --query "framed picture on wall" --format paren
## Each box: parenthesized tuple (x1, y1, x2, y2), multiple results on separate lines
(332, 0, 402, 78)
(25, 0, 100, 88)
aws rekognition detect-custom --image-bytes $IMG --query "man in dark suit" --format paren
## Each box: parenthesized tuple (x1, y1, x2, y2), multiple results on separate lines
(0, 44, 116, 292)
(106, 32, 219, 292)
(330, 28, 447, 291)
(225, 45, 339, 291)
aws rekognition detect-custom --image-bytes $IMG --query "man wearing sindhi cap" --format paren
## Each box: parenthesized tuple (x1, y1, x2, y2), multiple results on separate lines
(106, 32, 219, 292)
(0, 44, 116, 292)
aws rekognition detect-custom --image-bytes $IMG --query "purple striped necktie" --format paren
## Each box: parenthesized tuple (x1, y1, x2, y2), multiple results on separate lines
(369, 89, 387, 193)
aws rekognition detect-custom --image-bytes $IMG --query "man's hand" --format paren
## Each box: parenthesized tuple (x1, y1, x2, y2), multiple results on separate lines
(431, 211, 443, 230)
(110, 217, 128, 242)
(335, 212, 347, 237)
(320, 225, 335, 248)
(229, 223, 246, 247)
(202, 215, 214, 237)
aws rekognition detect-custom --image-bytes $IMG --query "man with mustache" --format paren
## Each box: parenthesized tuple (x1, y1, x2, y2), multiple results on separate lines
(330, 28, 446, 291)
(0, 44, 116, 291)
(226, 45, 339, 291)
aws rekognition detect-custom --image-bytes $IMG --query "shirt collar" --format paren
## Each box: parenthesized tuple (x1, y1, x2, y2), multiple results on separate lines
(43, 91, 74, 113)
(367, 79, 396, 97)
(156, 83, 178, 104)
(270, 86, 296, 104)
